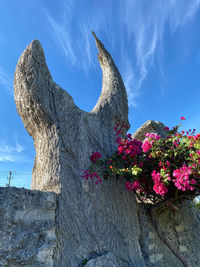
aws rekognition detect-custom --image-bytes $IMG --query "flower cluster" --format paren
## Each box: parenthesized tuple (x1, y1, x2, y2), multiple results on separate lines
(114, 120, 129, 136)
(142, 133, 161, 153)
(83, 117, 200, 204)
(82, 169, 102, 184)
(90, 152, 102, 163)
(173, 165, 196, 191)
(117, 134, 142, 160)
(125, 181, 140, 191)
(151, 170, 168, 196)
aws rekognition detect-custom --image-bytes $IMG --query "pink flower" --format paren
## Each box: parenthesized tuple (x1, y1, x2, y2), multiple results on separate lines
(166, 161, 171, 167)
(190, 179, 197, 185)
(118, 146, 124, 154)
(82, 170, 102, 185)
(153, 182, 168, 196)
(117, 137, 142, 159)
(173, 165, 195, 191)
(188, 186, 194, 190)
(90, 152, 102, 163)
(181, 116, 186, 120)
(125, 181, 140, 191)
(151, 170, 168, 196)
(142, 133, 161, 153)
(127, 133, 132, 139)
(164, 126, 169, 131)
(151, 170, 161, 183)
(173, 141, 178, 147)
(142, 139, 152, 153)
(149, 133, 161, 140)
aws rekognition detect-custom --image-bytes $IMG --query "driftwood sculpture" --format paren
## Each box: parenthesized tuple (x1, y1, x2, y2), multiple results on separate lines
(14, 33, 200, 266)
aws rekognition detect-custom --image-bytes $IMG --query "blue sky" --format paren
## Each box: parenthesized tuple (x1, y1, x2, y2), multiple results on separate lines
(1, 0, 200, 188)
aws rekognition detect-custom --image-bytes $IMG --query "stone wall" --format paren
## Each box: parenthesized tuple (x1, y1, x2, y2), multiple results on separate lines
(0, 187, 57, 267)
(1, 186, 200, 267)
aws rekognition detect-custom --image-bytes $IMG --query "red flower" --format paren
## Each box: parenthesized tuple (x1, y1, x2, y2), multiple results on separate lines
(90, 152, 102, 163)
(164, 126, 169, 131)
(181, 116, 186, 120)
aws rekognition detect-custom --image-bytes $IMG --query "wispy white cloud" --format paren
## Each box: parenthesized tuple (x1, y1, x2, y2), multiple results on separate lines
(43, 8, 77, 65)
(167, 0, 200, 33)
(0, 155, 16, 162)
(0, 143, 24, 154)
(0, 65, 13, 93)
(0, 141, 24, 162)
(78, 23, 95, 73)
(122, 58, 138, 108)
(119, 0, 200, 107)
(42, 1, 112, 73)
(42, 0, 200, 107)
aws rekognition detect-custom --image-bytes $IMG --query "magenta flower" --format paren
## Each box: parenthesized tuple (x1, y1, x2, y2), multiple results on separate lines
(125, 181, 140, 191)
(152, 170, 161, 183)
(173, 165, 195, 191)
(173, 141, 179, 147)
(151, 170, 168, 196)
(142, 139, 152, 153)
(84, 118, 200, 204)
(153, 182, 168, 196)
(90, 152, 102, 163)
(148, 133, 161, 140)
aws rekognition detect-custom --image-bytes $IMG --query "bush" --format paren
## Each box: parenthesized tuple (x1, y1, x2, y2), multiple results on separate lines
(83, 117, 200, 206)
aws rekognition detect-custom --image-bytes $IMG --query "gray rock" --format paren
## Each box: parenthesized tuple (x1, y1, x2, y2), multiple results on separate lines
(84, 252, 117, 267)
(12, 33, 200, 267)
(14, 33, 129, 193)
(0, 187, 57, 267)
(132, 120, 167, 141)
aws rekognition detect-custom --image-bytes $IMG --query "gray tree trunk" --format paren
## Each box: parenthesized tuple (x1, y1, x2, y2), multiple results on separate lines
(14, 33, 200, 267)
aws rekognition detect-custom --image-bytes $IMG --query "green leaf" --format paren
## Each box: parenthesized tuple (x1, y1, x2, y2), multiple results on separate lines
(160, 169, 166, 178)
(131, 166, 142, 176)
(194, 143, 200, 149)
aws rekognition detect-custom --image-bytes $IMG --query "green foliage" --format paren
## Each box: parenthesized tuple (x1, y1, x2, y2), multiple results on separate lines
(82, 258, 89, 266)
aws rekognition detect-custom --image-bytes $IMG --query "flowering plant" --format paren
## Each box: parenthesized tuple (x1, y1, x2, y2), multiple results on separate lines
(83, 117, 199, 266)
(83, 118, 200, 205)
